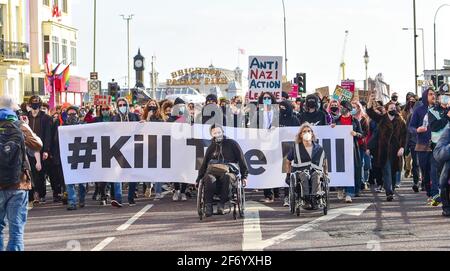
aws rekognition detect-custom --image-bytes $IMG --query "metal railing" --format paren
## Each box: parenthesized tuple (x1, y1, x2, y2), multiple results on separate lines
(0, 39, 29, 61)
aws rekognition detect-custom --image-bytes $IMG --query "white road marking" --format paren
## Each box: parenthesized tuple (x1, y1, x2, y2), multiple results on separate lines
(116, 204, 154, 231)
(92, 204, 154, 251)
(243, 203, 371, 251)
(91, 237, 116, 251)
(243, 201, 275, 251)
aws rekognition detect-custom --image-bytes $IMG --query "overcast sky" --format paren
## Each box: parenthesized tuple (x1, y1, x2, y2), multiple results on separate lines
(72, 0, 450, 98)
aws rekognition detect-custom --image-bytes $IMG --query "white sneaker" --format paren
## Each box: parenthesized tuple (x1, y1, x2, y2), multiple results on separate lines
(154, 193, 163, 201)
(172, 191, 180, 201)
(283, 197, 290, 207)
(337, 189, 345, 200)
(181, 193, 187, 201)
(345, 196, 353, 204)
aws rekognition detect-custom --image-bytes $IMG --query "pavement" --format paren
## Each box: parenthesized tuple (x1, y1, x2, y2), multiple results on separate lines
(8, 178, 450, 251)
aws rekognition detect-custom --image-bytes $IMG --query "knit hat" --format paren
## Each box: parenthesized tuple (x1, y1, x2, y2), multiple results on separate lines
(205, 94, 218, 103)
(174, 97, 185, 106)
(340, 100, 353, 111)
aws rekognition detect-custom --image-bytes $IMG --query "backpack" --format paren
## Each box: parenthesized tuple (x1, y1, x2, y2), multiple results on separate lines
(0, 120, 26, 185)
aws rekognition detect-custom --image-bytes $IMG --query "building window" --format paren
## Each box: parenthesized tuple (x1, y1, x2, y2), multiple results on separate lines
(62, 39, 67, 64)
(43, 35, 50, 61)
(62, 0, 68, 13)
(52, 36, 59, 63)
(43, 0, 50, 6)
(70, 41, 77, 66)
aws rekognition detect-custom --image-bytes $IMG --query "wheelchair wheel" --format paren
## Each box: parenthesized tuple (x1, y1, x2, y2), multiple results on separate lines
(197, 180, 205, 221)
(237, 180, 246, 219)
(296, 179, 302, 217)
(289, 174, 296, 214)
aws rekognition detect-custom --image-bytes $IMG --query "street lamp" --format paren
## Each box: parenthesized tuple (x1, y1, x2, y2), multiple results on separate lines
(403, 28, 426, 75)
(364, 46, 369, 98)
(93, 0, 97, 73)
(434, 4, 450, 86)
(282, 0, 288, 78)
(120, 14, 134, 96)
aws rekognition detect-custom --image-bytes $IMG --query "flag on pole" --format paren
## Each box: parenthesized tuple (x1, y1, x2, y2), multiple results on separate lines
(58, 64, 71, 90)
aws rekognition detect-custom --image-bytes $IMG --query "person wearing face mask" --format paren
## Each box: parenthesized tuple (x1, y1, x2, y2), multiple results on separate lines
(409, 87, 438, 205)
(286, 123, 328, 210)
(228, 96, 246, 128)
(298, 94, 327, 126)
(196, 125, 249, 217)
(327, 99, 341, 124)
(332, 100, 364, 203)
(428, 91, 450, 206)
(249, 92, 280, 202)
(390, 92, 401, 111)
(63, 107, 88, 211)
(367, 95, 407, 202)
(402, 93, 419, 182)
(26, 96, 52, 206)
(196, 94, 226, 126)
(110, 98, 140, 208)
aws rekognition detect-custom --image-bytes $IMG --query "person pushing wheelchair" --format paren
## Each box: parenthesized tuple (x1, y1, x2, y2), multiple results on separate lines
(285, 123, 328, 210)
(196, 125, 249, 217)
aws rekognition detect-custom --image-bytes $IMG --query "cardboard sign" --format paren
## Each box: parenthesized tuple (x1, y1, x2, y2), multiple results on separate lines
(332, 85, 353, 102)
(341, 80, 355, 93)
(247, 56, 283, 102)
(94, 95, 112, 106)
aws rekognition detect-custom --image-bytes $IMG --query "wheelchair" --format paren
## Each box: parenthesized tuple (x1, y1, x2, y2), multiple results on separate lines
(197, 174, 246, 221)
(289, 169, 330, 217)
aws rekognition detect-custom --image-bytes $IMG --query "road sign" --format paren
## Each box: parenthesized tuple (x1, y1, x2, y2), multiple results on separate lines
(88, 80, 101, 94)
(90, 72, 98, 80)
(94, 95, 112, 106)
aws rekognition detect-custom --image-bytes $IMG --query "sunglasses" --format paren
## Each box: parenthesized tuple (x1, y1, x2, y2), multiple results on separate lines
(118, 104, 127, 107)
(263, 97, 271, 100)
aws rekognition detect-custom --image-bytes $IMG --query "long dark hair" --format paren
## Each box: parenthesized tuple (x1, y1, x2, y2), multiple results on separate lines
(257, 92, 277, 105)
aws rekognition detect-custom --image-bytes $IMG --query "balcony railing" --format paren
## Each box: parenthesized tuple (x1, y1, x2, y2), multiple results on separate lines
(0, 40, 29, 61)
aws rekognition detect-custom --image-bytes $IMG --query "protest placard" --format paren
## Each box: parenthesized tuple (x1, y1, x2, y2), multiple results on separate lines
(248, 56, 283, 102)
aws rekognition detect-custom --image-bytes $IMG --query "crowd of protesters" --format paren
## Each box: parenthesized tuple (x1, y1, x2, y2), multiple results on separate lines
(1, 86, 449, 251)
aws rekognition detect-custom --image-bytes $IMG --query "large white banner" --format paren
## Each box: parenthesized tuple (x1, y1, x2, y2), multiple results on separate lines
(58, 123, 354, 188)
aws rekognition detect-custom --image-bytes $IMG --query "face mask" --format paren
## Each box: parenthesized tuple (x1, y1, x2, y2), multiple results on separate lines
(66, 115, 79, 125)
(392, 97, 398, 102)
(102, 111, 110, 117)
(31, 103, 40, 110)
(351, 109, 358, 116)
(307, 101, 317, 109)
(148, 106, 157, 112)
(303, 132, 312, 142)
(119, 107, 127, 115)
(330, 107, 339, 113)
(388, 110, 397, 117)
(263, 99, 272, 106)
(440, 95, 450, 105)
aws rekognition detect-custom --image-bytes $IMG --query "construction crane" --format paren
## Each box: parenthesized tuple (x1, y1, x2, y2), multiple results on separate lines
(339, 30, 349, 81)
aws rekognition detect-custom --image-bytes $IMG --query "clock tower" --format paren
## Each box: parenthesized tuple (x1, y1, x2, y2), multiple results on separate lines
(134, 49, 145, 88)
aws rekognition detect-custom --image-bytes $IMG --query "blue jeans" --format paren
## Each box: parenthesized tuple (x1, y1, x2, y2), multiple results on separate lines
(153, 183, 162, 194)
(383, 159, 394, 196)
(113, 183, 137, 203)
(67, 184, 86, 206)
(360, 149, 371, 183)
(418, 152, 434, 197)
(430, 155, 441, 198)
(0, 190, 28, 251)
(395, 171, 401, 186)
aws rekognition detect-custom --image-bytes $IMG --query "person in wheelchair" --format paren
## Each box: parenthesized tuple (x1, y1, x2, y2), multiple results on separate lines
(196, 125, 249, 217)
(285, 123, 328, 210)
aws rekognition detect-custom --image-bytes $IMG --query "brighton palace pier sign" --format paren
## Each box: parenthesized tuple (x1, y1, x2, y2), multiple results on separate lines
(167, 68, 229, 86)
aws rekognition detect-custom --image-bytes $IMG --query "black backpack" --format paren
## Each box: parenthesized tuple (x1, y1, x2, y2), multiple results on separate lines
(0, 120, 26, 185)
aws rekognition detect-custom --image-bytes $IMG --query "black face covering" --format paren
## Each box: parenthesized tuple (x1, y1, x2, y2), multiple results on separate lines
(330, 107, 339, 114)
(307, 101, 317, 109)
(148, 106, 157, 112)
(388, 110, 397, 117)
(392, 97, 398, 102)
(31, 103, 40, 110)
(66, 116, 79, 125)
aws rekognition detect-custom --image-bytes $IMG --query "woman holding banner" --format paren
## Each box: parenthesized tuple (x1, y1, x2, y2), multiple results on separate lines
(332, 100, 364, 204)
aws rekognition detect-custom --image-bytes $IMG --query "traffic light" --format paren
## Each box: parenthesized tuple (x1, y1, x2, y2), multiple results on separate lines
(108, 81, 119, 102)
(131, 89, 138, 105)
(431, 75, 445, 88)
(296, 73, 306, 94)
